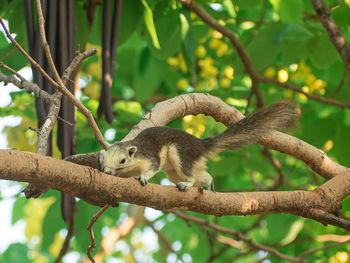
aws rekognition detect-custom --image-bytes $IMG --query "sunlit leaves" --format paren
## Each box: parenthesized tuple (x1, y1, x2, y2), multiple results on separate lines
(142, 0, 160, 50)
(145, 8, 182, 59)
(269, 0, 304, 23)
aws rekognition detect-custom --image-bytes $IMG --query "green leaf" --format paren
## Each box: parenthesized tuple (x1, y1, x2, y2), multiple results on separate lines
(88, 5, 102, 46)
(332, 5, 350, 28)
(0, 30, 8, 49)
(276, 24, 313, 42)
(309, 32, 341, 69)
(118, 0, 143, 46)
(333, 122, 350, 167)
(2, 243, 30, 263)
(235, 0, 261, 10)
(134, 53, 168, 101)
(180, 10, 195, 71)
(269, 0, 304, 23)
(113, 100, 142, 123)
(146, 9, 181, 59)
(280, 40, 310, 65)
(0, 41, 28, 71)
(242, 148, 272, 175)
(12, 196, 27, 224)
(280, 219, 304, 245)
(266, 214, 299, 243)
(75, 1, 90, 48)
(74, 201, 103, 252)
(222, 0, 236, 17)
(6, 0, 26, 38)
(210, 156, 239, 176)
(41, 197, 65, 250)
(142, 0, 160, 49)
(247, 24, 284, 71)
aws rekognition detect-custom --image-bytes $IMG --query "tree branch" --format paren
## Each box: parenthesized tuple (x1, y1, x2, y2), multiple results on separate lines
(122, 93, 349, 181)
(87, 204, 110, 263)
(178, 0, 350, 109)
(1, 149, 350, 230)
(257, 75, 350, 108)
(0, 63, 51, 104)
(0, 16, 107, 150)
(310, 0, 350, 70)
(168, 210, 306, 263)
(0, 16, 58, 88)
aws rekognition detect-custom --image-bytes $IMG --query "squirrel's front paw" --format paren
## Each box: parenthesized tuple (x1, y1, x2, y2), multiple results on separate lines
(137, 176, 148, 186)
(176, 182, 192, 191)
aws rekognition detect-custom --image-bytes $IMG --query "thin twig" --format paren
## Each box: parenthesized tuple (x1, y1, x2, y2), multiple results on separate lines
(178, 0, 350, 109)
(57, 116, 74, 127)
(302, 209, 350, 231)
(332, 69, 348, 99)
(167, 210, 306, 263)
(0, 65, 51, 104)
(0, 61, 26, 82)
(87, 204, 110, 263)
(262, 148, 285, 190)
(0, 16, 58, 88)
(298, 240, 349, 259)
(257, 75, 350, 108)
(0, 15, 107, 149)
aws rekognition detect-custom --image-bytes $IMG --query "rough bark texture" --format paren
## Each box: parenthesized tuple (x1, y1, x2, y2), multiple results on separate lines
(0, 149, 348, 219)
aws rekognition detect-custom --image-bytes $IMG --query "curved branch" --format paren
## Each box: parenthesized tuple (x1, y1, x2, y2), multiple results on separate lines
(87, 204, 110, 263)
(123, 93, 349, 181)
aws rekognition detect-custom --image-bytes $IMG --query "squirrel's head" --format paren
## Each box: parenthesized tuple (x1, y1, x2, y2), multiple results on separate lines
(99, 142, 138, 176)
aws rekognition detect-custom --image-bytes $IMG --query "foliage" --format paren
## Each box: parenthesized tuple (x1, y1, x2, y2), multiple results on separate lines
(1, 0, 350, 262)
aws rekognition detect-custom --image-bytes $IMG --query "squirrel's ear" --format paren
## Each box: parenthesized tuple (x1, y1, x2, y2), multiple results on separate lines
(127, 146, 137, 158)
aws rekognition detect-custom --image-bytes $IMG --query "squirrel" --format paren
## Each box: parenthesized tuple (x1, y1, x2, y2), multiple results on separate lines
(99, 101, 298, 192)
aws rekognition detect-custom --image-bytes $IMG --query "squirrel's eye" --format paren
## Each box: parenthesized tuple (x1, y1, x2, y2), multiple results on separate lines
(120, 158, 126, 164)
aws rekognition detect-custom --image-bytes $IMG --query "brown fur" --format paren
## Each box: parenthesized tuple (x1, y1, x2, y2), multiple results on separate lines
(100, 102, 298, 191)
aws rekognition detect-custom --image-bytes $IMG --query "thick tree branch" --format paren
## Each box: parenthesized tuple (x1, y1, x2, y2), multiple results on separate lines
(310, 0, 350, 70)
(1, 149, 350, 230)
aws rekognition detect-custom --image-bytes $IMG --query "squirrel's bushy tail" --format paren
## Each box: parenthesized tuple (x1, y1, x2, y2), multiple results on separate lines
(204, 102, 298, 157)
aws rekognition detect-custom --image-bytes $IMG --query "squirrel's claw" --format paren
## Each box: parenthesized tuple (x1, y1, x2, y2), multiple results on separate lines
(210, 181, 215, 192)
(137, 176, 148, 186)
(176, 182, 191, 191)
